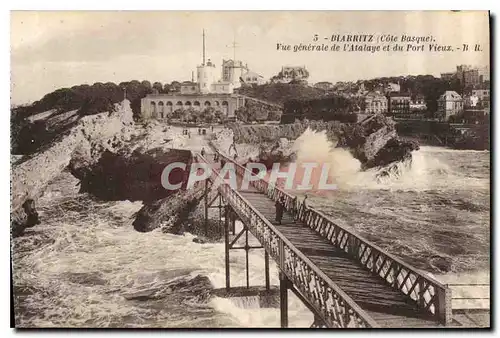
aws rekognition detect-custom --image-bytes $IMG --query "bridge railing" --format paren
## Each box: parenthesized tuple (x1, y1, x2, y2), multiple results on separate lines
(448, 283, 490, 310)
(211, 149, 452, 325)
(195, 153, 379, 328)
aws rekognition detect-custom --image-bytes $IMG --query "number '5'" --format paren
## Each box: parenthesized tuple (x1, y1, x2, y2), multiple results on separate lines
(313, 34, 318, 42)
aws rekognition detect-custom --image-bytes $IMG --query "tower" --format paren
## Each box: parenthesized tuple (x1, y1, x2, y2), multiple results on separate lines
(197, 29, 216, 94)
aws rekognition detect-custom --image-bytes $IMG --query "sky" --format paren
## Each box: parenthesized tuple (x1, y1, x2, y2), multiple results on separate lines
(10, 11, 490, 105)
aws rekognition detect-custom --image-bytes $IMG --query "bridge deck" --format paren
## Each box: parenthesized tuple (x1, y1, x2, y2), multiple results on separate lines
(239, 190, 441, 328)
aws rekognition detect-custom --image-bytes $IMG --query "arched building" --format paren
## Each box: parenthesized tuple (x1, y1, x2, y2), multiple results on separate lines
(141, 94, 244, 120)
(140, 30, 258, 122)
(141, 32, 254, 120)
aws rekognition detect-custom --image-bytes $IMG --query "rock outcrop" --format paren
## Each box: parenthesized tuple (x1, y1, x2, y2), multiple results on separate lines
(221, 114, 419, 170)
(11, 100, 136, 237)
(67, 132, 200, 234)
(132, 189, 204, 233)
(11, 199, 41, 238)
(69, 146, 192, 202)
(255, 138, 296, 169)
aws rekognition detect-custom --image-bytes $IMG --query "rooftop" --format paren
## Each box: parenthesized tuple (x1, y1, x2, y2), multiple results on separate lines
(439, 91, 462, 100)
(389, 92, 411, 97)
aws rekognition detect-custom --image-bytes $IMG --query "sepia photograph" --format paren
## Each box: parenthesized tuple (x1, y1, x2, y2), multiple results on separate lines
(10, 10, 491, 329)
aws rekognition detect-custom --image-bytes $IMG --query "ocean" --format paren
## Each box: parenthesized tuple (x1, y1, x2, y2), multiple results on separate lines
(11, 145, 490, 327)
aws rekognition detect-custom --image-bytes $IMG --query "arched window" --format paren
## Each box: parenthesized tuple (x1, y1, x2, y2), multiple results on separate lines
(222, 101, 229, 115)
(151, 101, 157, 117)
(158, 101, 165, 118)
(204, 101, 211, 107)
(166, 101, 173, 113)
(193, 101, 201, 111)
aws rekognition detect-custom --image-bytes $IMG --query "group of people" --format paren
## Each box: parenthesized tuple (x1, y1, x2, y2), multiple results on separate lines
(275, 194, 308, 225)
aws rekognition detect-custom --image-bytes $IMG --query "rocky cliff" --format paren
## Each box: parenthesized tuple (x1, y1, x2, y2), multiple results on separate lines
(11, 100, 136, 236)
(219, 115, 418, 170)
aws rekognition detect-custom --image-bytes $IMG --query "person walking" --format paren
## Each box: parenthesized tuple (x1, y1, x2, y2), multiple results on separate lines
(291, 196, 299, 221)
(201, 147, 205, 157)
(300, 194, 308, 215)
(275, 197, 285, 225)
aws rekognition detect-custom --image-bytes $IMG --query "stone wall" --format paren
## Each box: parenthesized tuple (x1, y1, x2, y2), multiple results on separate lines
(141, 94, 243, 119)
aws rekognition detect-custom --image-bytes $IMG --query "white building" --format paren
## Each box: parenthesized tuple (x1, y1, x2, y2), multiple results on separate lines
(197, 59, 218, 94)
(241, 70, 265, 85)
(437, 91, 463, 121)
(141, 30, 247, 119)
(273, 66, 309, 84)
(221, 59, 248, 88)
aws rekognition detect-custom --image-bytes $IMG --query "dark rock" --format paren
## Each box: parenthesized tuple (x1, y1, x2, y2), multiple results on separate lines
(69, 147, 192, 202)
(122, 274, 212, 302)
(133, 189, 204, 233)
(192, 237, 207, 244)
(11, 199, 41, 238)
(230, 114, 419, 170)
(364, 138, 419, 169)
(254, 139, 296, 169)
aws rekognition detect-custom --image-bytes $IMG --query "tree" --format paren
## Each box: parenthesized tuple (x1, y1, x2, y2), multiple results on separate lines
(236, 106, 249, 123)
(202, 107, 215, 123)
(141, 80, 152, 90)
(172, 109, 183, 119)
(153, 82, 163, 93)
(268, 109, 281, 121)
(214, 110, 222, 123)
(170, 81, 181, 92)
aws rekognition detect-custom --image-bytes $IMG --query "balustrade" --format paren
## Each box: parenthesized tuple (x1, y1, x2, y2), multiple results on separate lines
(204, 149, 452, 325)
(195, 152, 378, 328)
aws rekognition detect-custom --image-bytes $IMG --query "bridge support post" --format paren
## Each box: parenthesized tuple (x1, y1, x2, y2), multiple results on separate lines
(264, 251, 270, 290)
(245, 224, 250, 289)
(204, 180, 208, 237)
(219, 194, 223, 237)
(224, 206, 230, 290)
(279, 272, 289, 328)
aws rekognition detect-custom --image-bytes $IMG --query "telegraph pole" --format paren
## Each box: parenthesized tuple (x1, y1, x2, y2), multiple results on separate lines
(202, 29, 206, 65)
(229, 36, 239, 61)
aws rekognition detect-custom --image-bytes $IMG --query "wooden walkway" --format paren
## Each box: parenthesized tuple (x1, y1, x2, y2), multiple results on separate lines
(239, 190, 441, 328)
(198, 149, 454, 328)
